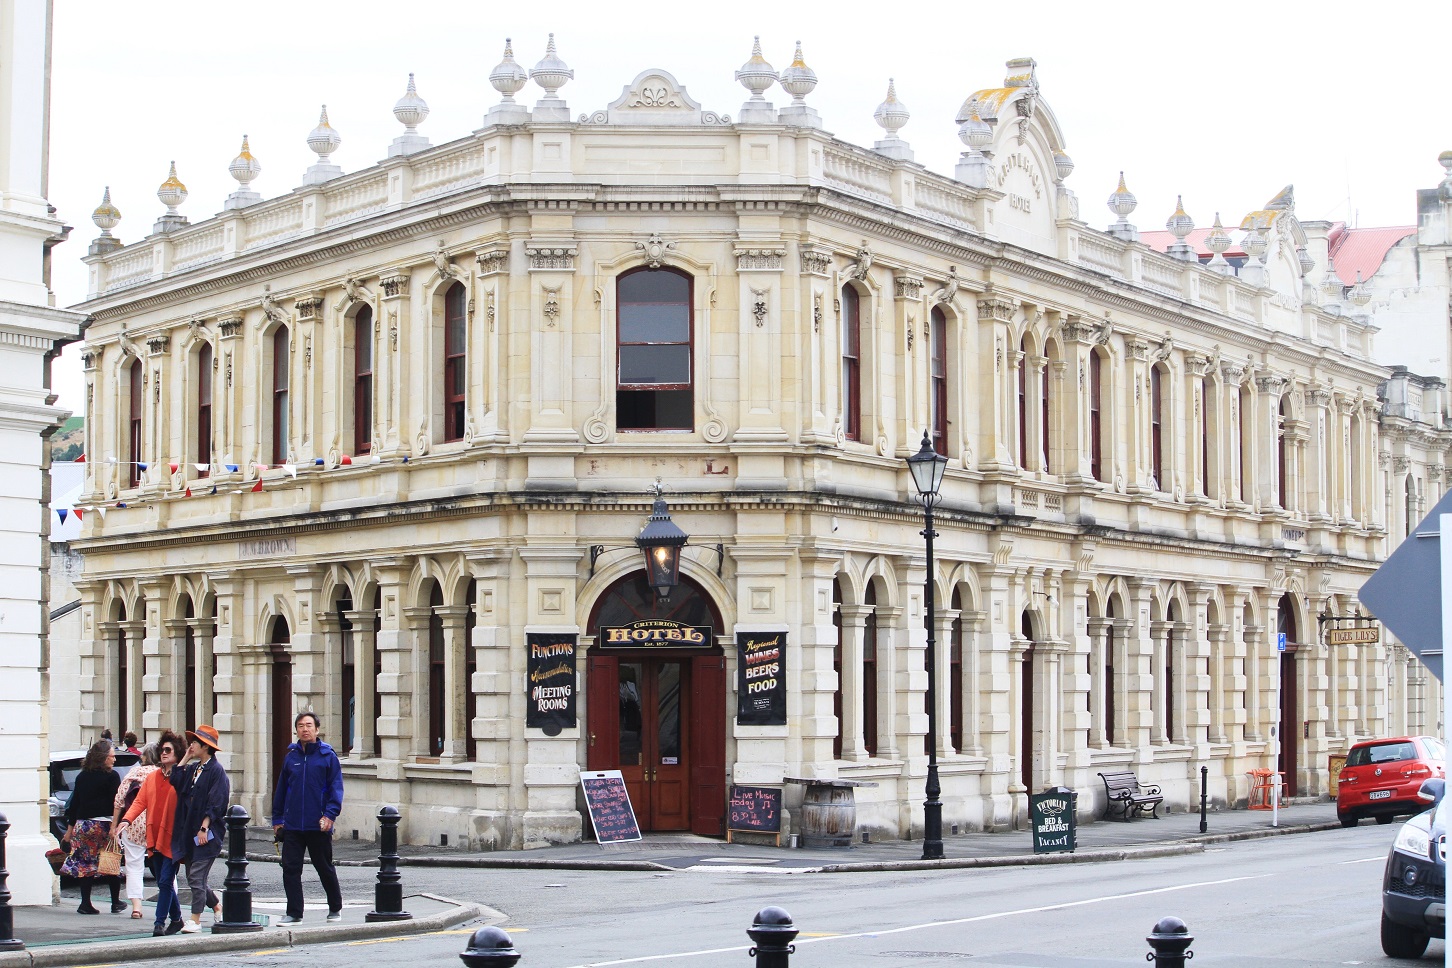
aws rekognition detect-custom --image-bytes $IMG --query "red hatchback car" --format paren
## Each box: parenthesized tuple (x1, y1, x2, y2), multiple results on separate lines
(1337, 735, 1446, 827)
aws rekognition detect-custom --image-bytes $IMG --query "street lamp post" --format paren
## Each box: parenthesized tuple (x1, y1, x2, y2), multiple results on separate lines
(635, 482, 689, 599)
(906, 430, 948, 860)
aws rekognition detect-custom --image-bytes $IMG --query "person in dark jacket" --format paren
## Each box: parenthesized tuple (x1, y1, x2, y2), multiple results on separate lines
(60, 740, 123, 914)
(170, 724, 228, 933)
(271, 711, 344, 923)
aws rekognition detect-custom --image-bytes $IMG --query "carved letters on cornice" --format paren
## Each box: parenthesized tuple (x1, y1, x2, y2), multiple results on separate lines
(218, 315, 244, 339)
(526, 243, 577, 272)
(976, 297, 1016, 323)
(475, 248, 509, 276)
(380, 272, 410, 299)
(735, 244, 786, 272)
(894, 275, 924, 300)
(799, 248, 832, 277)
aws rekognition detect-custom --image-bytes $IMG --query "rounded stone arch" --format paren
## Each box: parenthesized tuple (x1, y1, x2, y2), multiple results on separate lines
(1019, 604, 1047, 642)
(256, 595, 298, 649)
(1276, 591, 1308, 645)
(1205, 587, 1227, 629)
(1161, 582, 1191, 625)
(944, 561, 982, 615)
(585, 569, 725, 639)
(831, 553, 871, 608)
(862, 555, 902, 610)
(1101, 577, 1131, 620)
(437, 554, 475, 608)
(405, 557, 449, 609)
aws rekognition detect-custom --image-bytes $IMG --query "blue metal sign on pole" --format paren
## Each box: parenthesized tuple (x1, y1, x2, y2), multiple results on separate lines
(1358, 489, 1452, 682)
(1277, 632, 1286, 653)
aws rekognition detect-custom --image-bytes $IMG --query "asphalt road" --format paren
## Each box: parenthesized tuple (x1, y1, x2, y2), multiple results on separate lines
(158, 822, 1434, 967)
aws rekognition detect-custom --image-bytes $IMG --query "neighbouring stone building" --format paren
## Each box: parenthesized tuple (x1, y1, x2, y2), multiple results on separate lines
(66, 40, 1449, 847)
(1, 0, 88, 903)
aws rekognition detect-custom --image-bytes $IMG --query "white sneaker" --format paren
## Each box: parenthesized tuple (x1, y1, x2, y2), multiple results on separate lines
(180, 920, 201, 934)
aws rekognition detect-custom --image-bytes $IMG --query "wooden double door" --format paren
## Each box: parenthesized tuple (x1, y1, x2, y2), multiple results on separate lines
(587, 652, 726, 835)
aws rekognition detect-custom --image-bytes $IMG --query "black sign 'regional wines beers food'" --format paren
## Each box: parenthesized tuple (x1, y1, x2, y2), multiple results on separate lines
(526, 633, 577, 732)
(736, 631, 786, 726)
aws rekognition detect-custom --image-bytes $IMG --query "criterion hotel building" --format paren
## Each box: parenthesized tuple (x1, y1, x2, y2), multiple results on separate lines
(66, 40, 1450, 846)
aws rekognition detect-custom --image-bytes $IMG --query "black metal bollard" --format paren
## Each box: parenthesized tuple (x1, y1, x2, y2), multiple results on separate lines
(365, 806, 411, 922)
(1199, 766, 1208, 834)
(0, 813, 22, 952)
(1147, 916, 1194, 967)
(747, 906, 797, 968)
(460, 925, 521, 967)
(213, 805, 262, 933)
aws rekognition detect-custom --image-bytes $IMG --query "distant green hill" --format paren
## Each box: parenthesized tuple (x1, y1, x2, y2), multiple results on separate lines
(51, 417, 84, 461)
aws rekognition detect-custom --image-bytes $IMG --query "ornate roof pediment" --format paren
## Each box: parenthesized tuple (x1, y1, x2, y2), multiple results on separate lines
(578, 69, 731, 126)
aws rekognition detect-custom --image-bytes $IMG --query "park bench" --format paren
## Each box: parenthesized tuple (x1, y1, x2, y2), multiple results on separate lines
(1097, 770, 1164, 822)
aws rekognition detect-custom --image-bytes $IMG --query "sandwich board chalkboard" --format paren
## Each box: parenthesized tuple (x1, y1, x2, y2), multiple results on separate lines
(1029, 786, 1077, 853)
(726, 785, 783, 845)
(580, 769, 642, 844)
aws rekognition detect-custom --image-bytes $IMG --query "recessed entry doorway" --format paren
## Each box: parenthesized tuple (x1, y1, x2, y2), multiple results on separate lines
(587, 573, 726, 836)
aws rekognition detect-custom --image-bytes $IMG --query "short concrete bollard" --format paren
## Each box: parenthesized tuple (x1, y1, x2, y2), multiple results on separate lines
(747, 906, 797, 968)
(459, 925, 521, 967)
(365, 805, 411, 922)
(1147, 915, 1194, 967)
(0, 812, 22, 952)
(213, 805, 263, 933)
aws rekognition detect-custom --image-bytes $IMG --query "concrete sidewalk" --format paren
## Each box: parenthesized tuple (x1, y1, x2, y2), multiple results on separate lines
(0, 799, 1349, 966)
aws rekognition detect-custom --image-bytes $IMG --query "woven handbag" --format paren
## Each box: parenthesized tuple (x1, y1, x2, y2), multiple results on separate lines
(97, 836, 123, 877)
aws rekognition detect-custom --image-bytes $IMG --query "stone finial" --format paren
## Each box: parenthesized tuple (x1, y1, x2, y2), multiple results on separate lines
(303, 106, 344, 186)
(490, 38, 529, 103)
(223, 136, 263, 211)
(1106, 172, 1137, 241)
(1205, 213, 1233, 274)
(1439, 150, 1452, 199)
(777, 40, 821, 128)
(1296, 245, 1315, 277)
(735, 36, 777, 123)
(530, 33, 573, 120)
(90, 186, 123, 255)
(955, 111, 993, 188)
(1321, 254, 1344, 301)
(871, 78, 912, 160)
(1053, 148, 1074, 182)
(1165, 196, 1196, 261)
(388, 74, 432, 157)
(153, 162, 189, 234)
(1350, 271, 1373, 307)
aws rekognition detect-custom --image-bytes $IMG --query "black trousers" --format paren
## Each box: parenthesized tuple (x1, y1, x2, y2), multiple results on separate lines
(280, 829, 343, 919)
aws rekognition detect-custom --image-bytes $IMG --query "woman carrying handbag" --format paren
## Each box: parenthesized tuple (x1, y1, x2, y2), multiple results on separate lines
(59, 740, 124, 914)
(170, 725, 228, 934)
(117, 732, 184, 935)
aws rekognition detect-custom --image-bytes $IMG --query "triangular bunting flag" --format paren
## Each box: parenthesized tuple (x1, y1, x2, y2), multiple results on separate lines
(283, 464, 297, 478)
(224, 463, 239, 473)
(169, 462, 179, 474)
(184, 487, 192, 498)
(93, 506, 105, 519)
(340, 454, 353, 466)
(194, 463, 208, 473)
(116, 502, 127, 508)
(209, 486, 218, 495)
(76, 454, 86, 463)
(57, 508, 68, 525)
(73, 508, 84, 522)
(136, 462, 148, 471)
(251, 479, 263, 492)
(313, 458, 325, 466)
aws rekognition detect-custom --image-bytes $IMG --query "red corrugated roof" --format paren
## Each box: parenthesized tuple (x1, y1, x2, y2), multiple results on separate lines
(1139, 228, 1246, 257)
(1329, 225, 1416, 284)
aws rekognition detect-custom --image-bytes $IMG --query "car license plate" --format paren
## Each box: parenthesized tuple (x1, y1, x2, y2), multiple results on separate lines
(1368, 790, 1393, 800)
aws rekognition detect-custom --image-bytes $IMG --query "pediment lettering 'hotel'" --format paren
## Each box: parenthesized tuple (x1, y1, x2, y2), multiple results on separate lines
(63, 37, 1452, 847)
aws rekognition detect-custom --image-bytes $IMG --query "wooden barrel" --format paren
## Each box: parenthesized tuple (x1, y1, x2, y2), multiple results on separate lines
(799, 783, 856, 848)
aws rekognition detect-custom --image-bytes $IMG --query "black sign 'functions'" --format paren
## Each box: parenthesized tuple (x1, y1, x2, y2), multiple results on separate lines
(736, 631, 787, 725)
(527, 633, 577, 731)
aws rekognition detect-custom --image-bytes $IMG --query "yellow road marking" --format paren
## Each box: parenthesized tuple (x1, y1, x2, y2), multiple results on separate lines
(800, 932, 841, 937)
(249, 949, 290, 956)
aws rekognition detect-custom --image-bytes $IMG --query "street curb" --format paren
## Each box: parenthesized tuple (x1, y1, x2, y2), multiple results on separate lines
(0, 894, 490, 968)
(813, 842, 1205, 873)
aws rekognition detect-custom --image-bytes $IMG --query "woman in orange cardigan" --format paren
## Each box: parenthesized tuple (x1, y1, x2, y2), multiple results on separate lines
(117, 731, 184, 936)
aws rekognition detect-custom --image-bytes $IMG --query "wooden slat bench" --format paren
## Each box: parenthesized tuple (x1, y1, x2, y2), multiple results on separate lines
(1097, 771, 1164, 822)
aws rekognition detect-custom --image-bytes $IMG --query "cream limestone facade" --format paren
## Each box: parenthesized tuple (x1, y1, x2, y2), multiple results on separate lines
(67, 48, 1442, 847)
(2, 0, 87, 904)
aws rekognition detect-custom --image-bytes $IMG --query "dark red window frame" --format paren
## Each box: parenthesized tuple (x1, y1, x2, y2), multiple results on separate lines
(443, 283, 466, 442)
(841, 285, 861, 441)
(272, 326, 290, 465)
(354, 307, 374, 455)
(930, 307, 947, 455)
(617, 268, 694, 431)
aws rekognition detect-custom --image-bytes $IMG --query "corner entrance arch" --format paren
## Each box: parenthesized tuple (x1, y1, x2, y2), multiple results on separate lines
(586, 572, 726, 836)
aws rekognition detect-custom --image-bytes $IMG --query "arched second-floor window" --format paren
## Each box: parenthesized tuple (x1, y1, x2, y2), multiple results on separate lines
(1150, 364, 1166, 489)
(840, 285, 861, 441)
(126, 358, 143, 487)
(1090, 349, 1106, 483)
(196, 344, 212, 477)
(443, 283, 467, 442)
(1016, 337, 1029, 468)
(619, 268, 693, 431)
(1277, 395, 1290, 509)
(354, 306, 374, 455)
(930, 307, 947, 455)
(271, 325, 290, 465)
(1041, 345, 1054, 473)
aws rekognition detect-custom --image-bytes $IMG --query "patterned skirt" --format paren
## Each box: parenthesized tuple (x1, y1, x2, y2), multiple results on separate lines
(59, 819, 113, 879)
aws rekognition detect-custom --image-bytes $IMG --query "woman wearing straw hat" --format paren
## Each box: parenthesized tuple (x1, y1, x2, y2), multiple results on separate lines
(170, 724, 228, 934)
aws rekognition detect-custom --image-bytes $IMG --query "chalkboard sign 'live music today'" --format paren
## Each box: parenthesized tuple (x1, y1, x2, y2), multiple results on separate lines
(526, 633, 576, 734)
(736, 631, 787, 726)
(580, 770, 642, 844)
(727, 785, 782, 844)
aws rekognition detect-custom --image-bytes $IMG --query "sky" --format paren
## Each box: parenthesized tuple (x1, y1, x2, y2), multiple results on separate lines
(43, 1, 1448, 418)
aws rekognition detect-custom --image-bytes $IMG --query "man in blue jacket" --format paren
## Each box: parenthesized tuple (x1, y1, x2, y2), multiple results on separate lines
(271, 711, 344, 924)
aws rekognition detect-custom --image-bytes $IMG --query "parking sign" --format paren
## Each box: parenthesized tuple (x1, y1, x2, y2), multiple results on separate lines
(1277, 632, 1286, 653)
